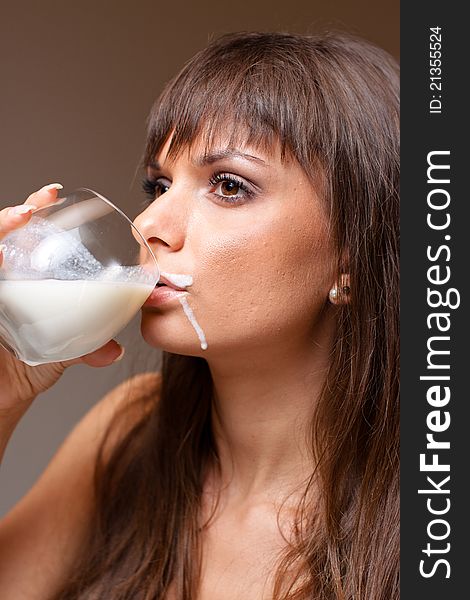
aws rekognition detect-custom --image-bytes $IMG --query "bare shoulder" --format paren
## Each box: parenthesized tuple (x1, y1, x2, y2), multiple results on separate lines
(0, 371, 161, 599)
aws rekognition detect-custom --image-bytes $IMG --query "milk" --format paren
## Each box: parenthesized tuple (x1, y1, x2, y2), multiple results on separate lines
(0, 279, 153, 365)
(178, 295, 208, 350)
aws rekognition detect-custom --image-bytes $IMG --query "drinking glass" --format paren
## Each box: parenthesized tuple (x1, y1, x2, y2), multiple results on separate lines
(0, 188, 159, 365)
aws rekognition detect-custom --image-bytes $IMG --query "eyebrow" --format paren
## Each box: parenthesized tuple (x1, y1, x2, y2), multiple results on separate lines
(194, 150, 267, 167)
(148, 149, 267, 171)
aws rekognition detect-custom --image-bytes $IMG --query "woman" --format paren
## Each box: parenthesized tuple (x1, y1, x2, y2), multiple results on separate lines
(0, 31, 399, 599)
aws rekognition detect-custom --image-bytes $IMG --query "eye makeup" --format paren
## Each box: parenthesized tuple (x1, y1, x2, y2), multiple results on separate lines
(140, 171, 256, 207)
(140, 176, 169, 207)
(208, 172, 255, 204)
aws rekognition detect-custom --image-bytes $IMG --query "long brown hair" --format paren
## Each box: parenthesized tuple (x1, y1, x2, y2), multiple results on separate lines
(56, 31, 399, 599)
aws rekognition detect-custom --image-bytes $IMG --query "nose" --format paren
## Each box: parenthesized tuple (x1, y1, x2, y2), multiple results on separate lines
(132, 189, 188, 255)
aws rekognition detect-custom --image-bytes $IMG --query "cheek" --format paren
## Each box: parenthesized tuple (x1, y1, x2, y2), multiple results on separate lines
(193, 213, 335, 339)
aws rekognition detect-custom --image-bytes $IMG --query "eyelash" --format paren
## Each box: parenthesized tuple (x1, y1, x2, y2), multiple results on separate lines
(209, 173, 254, 204)
(141, 177, 164, 201)
(140, 172, 254, 207)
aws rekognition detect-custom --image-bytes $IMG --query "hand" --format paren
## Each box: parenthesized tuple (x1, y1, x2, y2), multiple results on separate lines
(0, 184, 125, 417)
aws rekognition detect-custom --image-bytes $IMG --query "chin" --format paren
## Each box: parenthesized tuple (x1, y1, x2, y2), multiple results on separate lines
(140, 313, 208, 357)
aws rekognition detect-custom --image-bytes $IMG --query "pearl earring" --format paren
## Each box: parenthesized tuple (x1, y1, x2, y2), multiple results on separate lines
(329, 285, 350, 303)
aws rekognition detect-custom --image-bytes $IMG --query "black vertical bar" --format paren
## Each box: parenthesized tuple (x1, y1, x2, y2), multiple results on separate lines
(401, 2, 467, 598)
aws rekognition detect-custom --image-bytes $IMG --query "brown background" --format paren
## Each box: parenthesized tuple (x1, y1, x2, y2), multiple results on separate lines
(0, 0, 399, 516)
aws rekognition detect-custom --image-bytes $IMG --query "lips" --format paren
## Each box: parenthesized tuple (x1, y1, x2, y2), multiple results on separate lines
(142, 270, 192, 308)
(143, 282, 187, 308)
(156, 274, 187, 291)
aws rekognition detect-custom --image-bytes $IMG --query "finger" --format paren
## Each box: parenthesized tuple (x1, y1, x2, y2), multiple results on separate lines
(25, 183, 64, 210)
(60, 340, 125, 369)
(0, 204, 37, 238)
(0, 183, 64, 240)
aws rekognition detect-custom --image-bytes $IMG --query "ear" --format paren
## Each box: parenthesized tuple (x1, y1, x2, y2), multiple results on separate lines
(328, 273, 350, 305)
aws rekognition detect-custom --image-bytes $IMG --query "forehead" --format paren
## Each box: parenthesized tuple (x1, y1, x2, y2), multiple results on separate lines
(151, 127, 286, 170)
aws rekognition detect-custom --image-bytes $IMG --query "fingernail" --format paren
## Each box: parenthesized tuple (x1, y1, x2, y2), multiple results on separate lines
(112, 345, 126, 363)
(41, 183, 63, 192)
(0, 244, 6, 253)
(10, 204, 37, 215)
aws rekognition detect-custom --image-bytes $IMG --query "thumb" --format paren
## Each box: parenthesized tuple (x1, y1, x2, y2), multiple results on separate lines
(60, 340, 125, 369)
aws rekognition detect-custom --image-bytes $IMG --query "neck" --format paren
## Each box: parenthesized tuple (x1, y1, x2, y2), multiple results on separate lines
(205, 317, 334, 503)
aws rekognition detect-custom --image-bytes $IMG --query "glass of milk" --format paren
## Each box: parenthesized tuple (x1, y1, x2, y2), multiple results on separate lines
(0, 188, 160, 366)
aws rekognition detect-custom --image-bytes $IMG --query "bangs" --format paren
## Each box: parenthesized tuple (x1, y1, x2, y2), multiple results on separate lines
(143, 33, 322, 170)
(141, 30, 399, 233)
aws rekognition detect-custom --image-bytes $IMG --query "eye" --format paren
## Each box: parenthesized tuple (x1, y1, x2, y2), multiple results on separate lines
(209, 173, 254, 204)
(141, 176, 171, 203)
(218, 180, 240, 196)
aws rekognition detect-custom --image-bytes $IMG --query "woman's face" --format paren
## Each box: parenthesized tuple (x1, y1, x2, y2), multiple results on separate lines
(134, 132, 337, 361)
